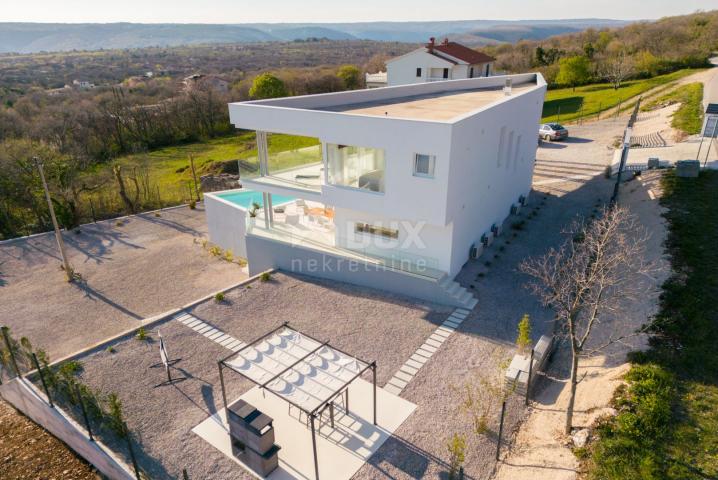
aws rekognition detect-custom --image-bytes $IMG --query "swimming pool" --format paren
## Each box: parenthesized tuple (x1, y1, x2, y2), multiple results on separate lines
(215, 189, 296, 209)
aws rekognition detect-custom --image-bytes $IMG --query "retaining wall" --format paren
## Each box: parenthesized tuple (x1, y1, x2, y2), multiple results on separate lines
(0, 378, 135, 480)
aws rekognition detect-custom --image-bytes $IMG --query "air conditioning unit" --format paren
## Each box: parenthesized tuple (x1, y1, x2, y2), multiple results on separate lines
(481, 234, 489, 247)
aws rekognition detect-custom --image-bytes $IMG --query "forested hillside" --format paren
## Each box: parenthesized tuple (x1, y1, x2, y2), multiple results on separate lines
(486, 10, 718, 86)
(1, 10, 717, 240)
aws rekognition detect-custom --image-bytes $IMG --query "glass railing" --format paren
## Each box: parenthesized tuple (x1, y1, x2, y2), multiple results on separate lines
(245, 215, 444, 280)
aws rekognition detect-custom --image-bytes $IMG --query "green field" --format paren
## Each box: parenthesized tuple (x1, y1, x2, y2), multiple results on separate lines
(643, 82, 705, 135)
(587, 171, 718, 479)
(82, 132, 320, 213)
(541, 69, 701, 124)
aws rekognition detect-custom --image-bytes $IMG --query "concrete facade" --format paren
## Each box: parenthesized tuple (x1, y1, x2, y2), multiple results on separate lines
(206, 73, 545, 305)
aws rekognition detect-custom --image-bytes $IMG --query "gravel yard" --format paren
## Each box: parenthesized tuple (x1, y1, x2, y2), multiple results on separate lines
(63, 272, 452, 479)
(188, 272, 452, 386)
(0, 205, 246, 360)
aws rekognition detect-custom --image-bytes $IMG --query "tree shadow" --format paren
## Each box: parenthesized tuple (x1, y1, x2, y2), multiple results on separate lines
(364, 433, 479, 480)
(71, 278, 143, 320)
(542, 96, 583, 117)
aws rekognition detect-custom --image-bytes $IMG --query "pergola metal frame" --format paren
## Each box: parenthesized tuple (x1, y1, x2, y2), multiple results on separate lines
(217, 322, 377, 480)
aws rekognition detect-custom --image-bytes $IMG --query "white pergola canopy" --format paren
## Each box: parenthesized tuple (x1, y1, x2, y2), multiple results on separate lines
(224, 326, 368, 413)
(218, 323, 377, 480)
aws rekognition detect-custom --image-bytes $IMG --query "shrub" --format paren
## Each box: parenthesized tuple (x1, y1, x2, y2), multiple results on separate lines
(223, 250, 234, 262)
(188, 199, 197, 210)
(135, 326, 147, 341)
(516, 314, 532, 353)
(106, 393, 126, 438)
(260, 271, 271, 282)
(447, 433, 467, 480)
(214, 292, 225, 303)
(208, 245, 222, 257)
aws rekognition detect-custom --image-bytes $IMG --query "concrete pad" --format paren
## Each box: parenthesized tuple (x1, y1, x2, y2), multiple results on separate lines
(405, 359, 424, 370)
(206, 331, 224, 341)
(400, 364, 419, 375)
(388, 377, 408, 389)
(383, 384, 402, 395)
(219, 336, 238, 347)
(193, 379, 416, 480)
(433, 329, 451, 338)
(393, 370, 413, 383)
(225, 339, 243, 350)
(425, 338, 443, 348)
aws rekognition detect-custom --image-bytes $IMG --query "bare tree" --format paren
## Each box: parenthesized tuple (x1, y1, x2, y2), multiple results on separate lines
(599, 50, 635, 90)
(520, 206, 651, 434)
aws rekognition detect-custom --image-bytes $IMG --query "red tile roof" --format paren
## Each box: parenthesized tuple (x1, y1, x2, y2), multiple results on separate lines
(432, 42, 495, 65)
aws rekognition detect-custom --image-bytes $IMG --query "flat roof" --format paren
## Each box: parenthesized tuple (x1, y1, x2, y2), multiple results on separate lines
(319, 83, 535, 121)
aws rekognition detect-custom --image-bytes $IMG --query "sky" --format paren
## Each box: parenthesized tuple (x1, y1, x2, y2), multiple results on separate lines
(2, 0, 716, 23)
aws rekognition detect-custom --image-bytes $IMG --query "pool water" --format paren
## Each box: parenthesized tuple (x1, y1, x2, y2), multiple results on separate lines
(216, 189, 295, 209)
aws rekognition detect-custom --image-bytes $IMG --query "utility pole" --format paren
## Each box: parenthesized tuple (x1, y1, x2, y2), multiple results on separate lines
(34, 157, 74, 282)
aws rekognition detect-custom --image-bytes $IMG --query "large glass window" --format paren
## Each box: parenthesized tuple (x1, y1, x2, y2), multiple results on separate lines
(327, 144, 385, 193)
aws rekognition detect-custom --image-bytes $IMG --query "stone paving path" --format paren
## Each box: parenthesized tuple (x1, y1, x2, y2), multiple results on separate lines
(173, 311, 246, 352)
(384, 307, 471, 395)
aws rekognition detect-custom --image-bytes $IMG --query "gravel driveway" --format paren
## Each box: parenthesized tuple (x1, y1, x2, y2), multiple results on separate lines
(0, 205, 246, 360)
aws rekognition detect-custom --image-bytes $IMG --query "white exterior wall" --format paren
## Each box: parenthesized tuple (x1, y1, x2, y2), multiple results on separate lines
(333, 206, 453, 272)
(204, 191, 248, 259)
(445, 84, 546, 275)
(386, 50, 455, 86)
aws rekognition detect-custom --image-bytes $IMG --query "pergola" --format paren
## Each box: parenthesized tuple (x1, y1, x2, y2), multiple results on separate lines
(217, 322, 377, 480)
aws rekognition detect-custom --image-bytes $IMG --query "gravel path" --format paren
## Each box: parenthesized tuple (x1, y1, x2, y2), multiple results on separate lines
(0, 205, 247, 360)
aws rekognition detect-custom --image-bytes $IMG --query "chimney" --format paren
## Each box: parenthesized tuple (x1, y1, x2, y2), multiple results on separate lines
(442, 37, 449, 46)
(427, 37, 435, 52)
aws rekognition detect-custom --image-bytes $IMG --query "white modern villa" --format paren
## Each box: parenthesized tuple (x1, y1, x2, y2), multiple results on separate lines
(205, 73, 546, 307)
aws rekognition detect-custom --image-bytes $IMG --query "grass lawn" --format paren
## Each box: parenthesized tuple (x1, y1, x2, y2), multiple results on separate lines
(541, 69, 702, 124)
(644, 82, 705, 135)
(587, 170, 718, 479)
(82, 132, 320, 212)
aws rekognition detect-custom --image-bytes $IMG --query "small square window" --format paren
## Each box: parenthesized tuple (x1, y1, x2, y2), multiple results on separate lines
(416, 67, 422, 77)
(413, 154, 435, 178)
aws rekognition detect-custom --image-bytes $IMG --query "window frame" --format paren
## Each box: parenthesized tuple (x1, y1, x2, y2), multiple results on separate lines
(413, 153, 436, 178)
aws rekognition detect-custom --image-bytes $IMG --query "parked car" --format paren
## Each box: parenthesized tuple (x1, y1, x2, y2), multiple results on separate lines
(538, 123, 569, 141)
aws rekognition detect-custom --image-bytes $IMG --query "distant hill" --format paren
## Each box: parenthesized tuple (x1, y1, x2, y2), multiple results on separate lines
(0, 19, 630, 54)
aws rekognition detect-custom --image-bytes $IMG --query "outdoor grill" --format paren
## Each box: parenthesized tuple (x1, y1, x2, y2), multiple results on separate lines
(226, 398, 280, 477)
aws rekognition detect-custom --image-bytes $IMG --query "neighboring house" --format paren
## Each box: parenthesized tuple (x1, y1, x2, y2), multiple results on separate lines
(183, 74, 230, 93)
(205, 73, 546, 307)
(386, 38, 495, 87)
(72, 79, 95, 90)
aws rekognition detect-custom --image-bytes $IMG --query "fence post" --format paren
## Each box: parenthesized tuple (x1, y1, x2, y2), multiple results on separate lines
(1, 327, 21, 378)
(183, 469, 190, 480)
(124, 422, 142, 480)
(597, 102, 601, 120)
(31, 353, 53, 408)
(525, 348, 535, 406)
(459, 466, 464, 480)
(496, 399, 507, 461)
(557, 106, 561, 122)
(89, 198, 97, 223)
(75, 384, 94, 441)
